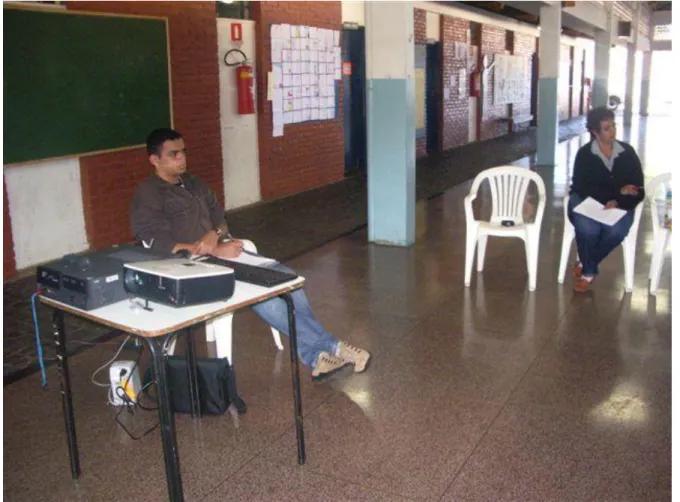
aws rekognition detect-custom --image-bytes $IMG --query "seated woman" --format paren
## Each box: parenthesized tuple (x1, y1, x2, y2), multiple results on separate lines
(568, 106, 645, 293)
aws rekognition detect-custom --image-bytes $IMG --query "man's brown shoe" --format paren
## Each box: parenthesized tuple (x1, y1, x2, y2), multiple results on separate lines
(311, 352, 352, 381)
(336, 341, 372, 373)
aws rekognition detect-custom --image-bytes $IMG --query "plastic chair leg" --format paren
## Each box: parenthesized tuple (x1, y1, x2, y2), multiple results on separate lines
(649, 230, 670, 295)
(526, 232, 539, 292)
(271, 329, 284, 351)
(622, 236, 636, 293)
(476, 235, 488, 272)
(557, 226, 574, 284)
(212, 314, 234, 363)
(464, 228, 478, 287)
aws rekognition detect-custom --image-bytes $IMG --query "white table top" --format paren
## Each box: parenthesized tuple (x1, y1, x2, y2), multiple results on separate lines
(40, 277, 305, 338)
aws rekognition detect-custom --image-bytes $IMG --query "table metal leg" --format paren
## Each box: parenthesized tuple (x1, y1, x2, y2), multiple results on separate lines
(280, 293, 306, 465)
(184, 328, 201, 419)
(146, 336, 184, 502)
(52, 310, 81, 479)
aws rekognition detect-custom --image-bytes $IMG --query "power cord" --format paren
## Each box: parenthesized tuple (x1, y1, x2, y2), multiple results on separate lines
(30, 291, 47, 387)
(112, 346, 159, 440)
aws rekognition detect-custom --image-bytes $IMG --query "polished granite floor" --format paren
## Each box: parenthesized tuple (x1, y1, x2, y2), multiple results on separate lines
(3, 115, 672, 501)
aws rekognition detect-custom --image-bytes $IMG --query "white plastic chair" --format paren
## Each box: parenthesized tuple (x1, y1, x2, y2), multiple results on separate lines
(646, 173, 672, 295)
(464, 166, 546, 291)
(557, 195, 643, 293)
(142, 239, 284, 362)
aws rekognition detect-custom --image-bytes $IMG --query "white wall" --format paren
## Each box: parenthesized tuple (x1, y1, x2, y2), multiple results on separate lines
(217, 18, 261, 210)
(4, 158, 89, 269)
(342, 1, 365, 26)
(426, 11, 441, 42)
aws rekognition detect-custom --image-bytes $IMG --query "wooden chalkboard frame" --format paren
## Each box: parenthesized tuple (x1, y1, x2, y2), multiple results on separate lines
(4, 4, 174, 166)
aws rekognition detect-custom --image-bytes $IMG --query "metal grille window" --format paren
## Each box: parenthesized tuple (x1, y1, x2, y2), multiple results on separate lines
(654, 24, 671, 41)
(216, 1, 251, 20)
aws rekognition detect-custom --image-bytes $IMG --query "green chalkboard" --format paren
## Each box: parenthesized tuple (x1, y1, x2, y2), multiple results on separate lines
(4, 7, 172, 165)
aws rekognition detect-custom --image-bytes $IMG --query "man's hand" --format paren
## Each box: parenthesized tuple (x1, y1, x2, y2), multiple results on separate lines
(604, 200, 619, 210)
(620, 185, 640, 196)
(212, 240, 244, 259)
(194, 230, 220, 256)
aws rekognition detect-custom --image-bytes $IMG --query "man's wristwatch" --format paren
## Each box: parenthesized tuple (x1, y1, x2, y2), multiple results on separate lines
(215, 228, 224, 238)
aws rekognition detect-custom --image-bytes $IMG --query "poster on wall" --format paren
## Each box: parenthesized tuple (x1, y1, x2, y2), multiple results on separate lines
(493, 54, 528, 105)
(269, 24, 341, 137)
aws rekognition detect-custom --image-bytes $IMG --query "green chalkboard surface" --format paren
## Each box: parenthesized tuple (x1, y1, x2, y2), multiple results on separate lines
(4, 7, 172, 165)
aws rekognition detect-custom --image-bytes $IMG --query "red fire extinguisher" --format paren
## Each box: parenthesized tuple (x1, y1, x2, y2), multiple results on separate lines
(224, 48, 255, 115)
(236, 63, 255, 115)
(469, 70, 481, 98)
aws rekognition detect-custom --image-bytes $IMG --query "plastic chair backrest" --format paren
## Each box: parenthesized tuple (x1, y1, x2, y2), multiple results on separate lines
(646, 173, 672, 234)
(469, 166, 546, 224)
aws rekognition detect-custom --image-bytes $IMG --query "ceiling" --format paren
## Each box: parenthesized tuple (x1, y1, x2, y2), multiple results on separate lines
(451, 1, 671, 38)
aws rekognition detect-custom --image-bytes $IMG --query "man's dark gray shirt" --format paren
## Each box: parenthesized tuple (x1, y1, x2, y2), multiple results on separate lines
(130, 173, 226, 254)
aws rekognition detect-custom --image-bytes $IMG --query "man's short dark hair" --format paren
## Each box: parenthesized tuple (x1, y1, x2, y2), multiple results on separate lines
(586, 107, 615, 134)
(146, 128, 182, 156)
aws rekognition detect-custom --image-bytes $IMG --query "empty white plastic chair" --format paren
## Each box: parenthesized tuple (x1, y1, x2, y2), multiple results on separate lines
(142, 239, 284, 361)
(464, 166, 546, 291)
(557, 195, 644, 293)
(646, 173, 672, 295)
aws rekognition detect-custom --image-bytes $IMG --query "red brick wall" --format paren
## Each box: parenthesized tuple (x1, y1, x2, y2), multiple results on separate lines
(4, 180, 17, 280)
(571, 47, 584, 117)
(441, 15, 470, 151)
(558, 44, 571, 121)
(512, 32, 535, 125)
(414, 8, 428, 158)
(67, 1, 223, 249)
(480, 24, 508, 141)
(252, 1, 344, 201)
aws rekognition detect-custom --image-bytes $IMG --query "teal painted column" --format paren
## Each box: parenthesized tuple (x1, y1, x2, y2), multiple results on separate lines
(593, 5, 613, 108)
(623, 2, 640, 126)
(536, 3, 561, 167)
(365, 1, 415, 246)
(639, 50, 652, 116)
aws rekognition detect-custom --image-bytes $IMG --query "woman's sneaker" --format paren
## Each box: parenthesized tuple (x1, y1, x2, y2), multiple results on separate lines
(336, 341, 372, 373)
(312, 352, 352, 381)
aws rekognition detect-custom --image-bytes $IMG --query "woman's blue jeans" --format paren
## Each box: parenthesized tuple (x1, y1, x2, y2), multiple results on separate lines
(567, 193, 634, 277)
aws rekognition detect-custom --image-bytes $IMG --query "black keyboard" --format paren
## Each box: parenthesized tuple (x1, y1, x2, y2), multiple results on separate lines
(200, 257, 298, 287)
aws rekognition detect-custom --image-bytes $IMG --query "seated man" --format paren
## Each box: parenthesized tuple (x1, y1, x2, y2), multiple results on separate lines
(568, 106, 645, 292)
(131, 128, 371, 380)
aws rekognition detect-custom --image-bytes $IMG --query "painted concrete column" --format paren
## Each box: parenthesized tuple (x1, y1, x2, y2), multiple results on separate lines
(592, 5, 613, 108)
(365, 1, 415, 246)
(639, 50, 652, 116)
(536, 3, 561, 167)
(624, 2, 641, 125)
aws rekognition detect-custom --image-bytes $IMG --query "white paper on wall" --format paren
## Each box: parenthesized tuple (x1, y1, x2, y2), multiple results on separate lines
(311, 108, 320, 120)
(293, 110, 303, 122)
(284, 111, 294, 124)
(273, 89, 284, 111)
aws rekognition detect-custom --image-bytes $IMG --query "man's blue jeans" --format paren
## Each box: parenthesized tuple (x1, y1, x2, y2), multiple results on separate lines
(567, 193, 634, 277)
(249, 262, 338, 368)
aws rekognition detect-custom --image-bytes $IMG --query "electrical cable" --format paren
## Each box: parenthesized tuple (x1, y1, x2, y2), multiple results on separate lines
(223, 48, 248, 67)
(91, 335, 131, 390)
(30, 291, 47, 387)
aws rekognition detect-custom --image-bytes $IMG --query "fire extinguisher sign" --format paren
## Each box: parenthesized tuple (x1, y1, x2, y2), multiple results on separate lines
(230, 23, 242, 43)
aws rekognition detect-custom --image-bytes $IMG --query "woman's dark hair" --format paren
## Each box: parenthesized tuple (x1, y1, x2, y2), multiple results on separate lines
(586, 106, 615, 135)
(146, 128, 183, 156)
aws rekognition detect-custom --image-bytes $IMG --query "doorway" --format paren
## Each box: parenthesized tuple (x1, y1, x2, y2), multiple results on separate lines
(342, 27, 367, 175)
(426, 42, 442, 153)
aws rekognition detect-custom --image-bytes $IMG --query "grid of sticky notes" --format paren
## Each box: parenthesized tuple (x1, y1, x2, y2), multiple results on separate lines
(269, 24, 342, 137)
